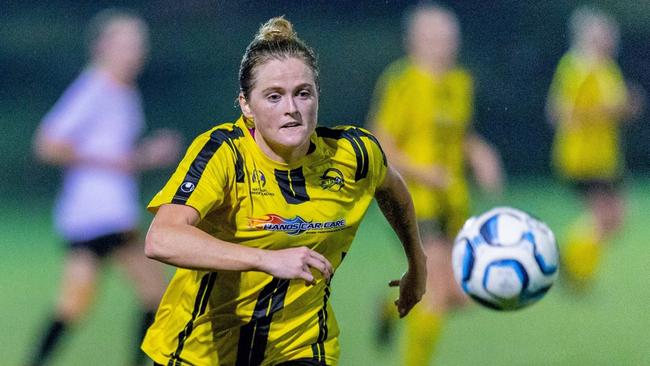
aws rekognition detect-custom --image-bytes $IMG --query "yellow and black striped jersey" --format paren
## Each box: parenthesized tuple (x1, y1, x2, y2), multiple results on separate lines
(142, 116, 387, 366)
(548, 51, 628, 180)
(369, 58, 473, 234)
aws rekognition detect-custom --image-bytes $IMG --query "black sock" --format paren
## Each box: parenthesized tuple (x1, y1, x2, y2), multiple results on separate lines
(29, 318, 67, 366)
(132, 310, 156, 365)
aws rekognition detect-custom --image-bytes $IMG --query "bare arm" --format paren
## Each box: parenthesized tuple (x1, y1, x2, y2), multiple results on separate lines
(33, 128, 78, 166)
(33, 126, 132, 170)
(145, 204, 333, 283)
(375, 164, 427, 317)
(465, 133, 504, 196)
(133, 128, 183, 171)
(33, 126, 182, 173)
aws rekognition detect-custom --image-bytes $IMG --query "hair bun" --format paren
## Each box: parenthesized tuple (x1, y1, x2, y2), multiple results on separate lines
(255, 16, 296, 42)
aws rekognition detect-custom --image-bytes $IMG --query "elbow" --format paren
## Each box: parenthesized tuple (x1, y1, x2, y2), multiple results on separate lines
(144, 226, 166, 261)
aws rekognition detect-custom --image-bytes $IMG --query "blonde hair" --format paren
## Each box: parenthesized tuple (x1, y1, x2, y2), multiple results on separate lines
(239, 16, 319, 99)
(254, 16, 297, 42)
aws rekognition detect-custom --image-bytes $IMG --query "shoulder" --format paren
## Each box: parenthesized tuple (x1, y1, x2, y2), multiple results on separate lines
(192, 121, 246, 147)
(555, 52, 579, 74)
(377, 58, 413, 85)
(315, 124, 379, 143)
(316, 125, 386, 180)
(55, 70, 105, 108)
(180, 120, 246, 183)
(448, 66, 473, 87)
(185, 120, 246, 165)
(450, 66, 472, 80)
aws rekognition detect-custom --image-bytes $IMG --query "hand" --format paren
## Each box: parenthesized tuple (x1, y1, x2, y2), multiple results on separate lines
(137, 128, 183, 170)
(260, 246, 333, 285)
(389, 268, 426, 318)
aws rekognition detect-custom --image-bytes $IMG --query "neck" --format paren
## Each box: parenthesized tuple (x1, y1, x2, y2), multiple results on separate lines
(254, 133, 310, 165)
(575, 45, 609, 63)
(94, 62, 135, 86)
(412, 56, 452, 76)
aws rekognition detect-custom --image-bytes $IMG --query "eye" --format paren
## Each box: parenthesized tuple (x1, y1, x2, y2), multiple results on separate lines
(297, 89, 312, 98)
(266, 93, 281, 102)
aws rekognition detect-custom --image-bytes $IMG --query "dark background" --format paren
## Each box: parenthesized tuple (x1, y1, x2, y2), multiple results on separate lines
(2, 0, 649, 198)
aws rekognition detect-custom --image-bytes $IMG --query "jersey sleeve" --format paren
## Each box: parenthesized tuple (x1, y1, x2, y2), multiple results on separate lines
(547, 55, 579, 110)
(602, 61, 628, 110)
(350, 127, 388, 190)
(452, 70, 475, 125)
(39, 74, 98, 143)
(148, 129, 235, 219)
(368, 61, 409, 139)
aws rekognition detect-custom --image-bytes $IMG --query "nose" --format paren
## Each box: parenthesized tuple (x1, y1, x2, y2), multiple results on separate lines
(285, 96, 298, 115)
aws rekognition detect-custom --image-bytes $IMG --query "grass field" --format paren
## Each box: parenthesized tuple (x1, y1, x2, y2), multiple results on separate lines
(3, 177, 650, 365)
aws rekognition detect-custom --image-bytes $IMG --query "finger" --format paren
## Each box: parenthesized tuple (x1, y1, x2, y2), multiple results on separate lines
(394, 298, 408, 318)
(309, 250, 333, 274)
(388, 279, 400, 287)
(299, 266, 315, 285)
(398, 297, 419, 318)
(305, 256, 331, 280)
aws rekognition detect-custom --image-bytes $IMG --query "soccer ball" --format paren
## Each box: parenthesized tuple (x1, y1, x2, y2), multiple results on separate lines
(451, 207, 559, 311)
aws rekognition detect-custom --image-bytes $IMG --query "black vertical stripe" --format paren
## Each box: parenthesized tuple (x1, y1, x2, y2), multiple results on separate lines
(315, 126, 383, 181)
(168, 272, 217, 366)
(226, 138, 245, 182)
(172, 127, 244, 204)
(236, 278, 290, 366)
(345, 132, 367, 181)
(346, 130, 371, 180)
(274, 168, 310, 204)
(357, 129, 387, 166)
(311, 281, 331, 362)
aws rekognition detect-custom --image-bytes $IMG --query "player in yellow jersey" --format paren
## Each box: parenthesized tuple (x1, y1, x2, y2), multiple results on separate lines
(141, 17, 427, 366)
(547, 6, 645, 290)
(368, 4, 504, 365)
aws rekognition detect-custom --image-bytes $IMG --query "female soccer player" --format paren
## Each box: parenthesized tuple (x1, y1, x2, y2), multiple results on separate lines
(141, 16, 427, 366)
(546, 6, 645, 290)
(28, 9, 181, 366)
(368, 4, 504, 365)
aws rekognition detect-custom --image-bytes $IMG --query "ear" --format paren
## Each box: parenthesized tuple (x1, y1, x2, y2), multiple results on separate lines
(238, 92, 253, 119)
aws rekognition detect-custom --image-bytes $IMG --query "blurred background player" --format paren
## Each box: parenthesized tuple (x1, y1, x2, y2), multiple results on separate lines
(546, 5, 645, 291)
(27, 9, 181, 366)
(367, 3, 504, 365)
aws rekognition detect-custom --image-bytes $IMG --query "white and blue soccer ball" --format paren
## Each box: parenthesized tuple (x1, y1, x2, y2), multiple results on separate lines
(452, 207, 559, 311)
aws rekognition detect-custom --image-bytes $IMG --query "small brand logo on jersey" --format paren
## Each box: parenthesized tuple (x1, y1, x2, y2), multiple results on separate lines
(251, 169, 267, 187)
(180, 182, 195, 193)
(320, 168, 345, 191)
(250, 169, 274, 196)
(248, 214, 346, 235)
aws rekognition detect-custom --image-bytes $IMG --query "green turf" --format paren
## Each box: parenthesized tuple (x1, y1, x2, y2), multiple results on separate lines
(3, 178, 650, 365)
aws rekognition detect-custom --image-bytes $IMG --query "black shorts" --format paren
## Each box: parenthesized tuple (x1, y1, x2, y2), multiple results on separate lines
(69, 231, 137, 259)
(570, 178, 622, 197)
(154, 359, 327, 366)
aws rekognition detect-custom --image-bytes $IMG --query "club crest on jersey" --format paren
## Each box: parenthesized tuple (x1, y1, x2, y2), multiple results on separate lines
(248, 214, 346, 235)
(320, 168, 345, 192)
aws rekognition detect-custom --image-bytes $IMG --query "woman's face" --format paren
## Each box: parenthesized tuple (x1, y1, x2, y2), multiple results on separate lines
(409, 9, 460, 68)
(239, 57, 319, 162)
(96, 18, 149, 82)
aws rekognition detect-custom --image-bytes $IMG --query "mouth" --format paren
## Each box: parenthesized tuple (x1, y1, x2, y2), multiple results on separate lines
(280, 121, 302, 129)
